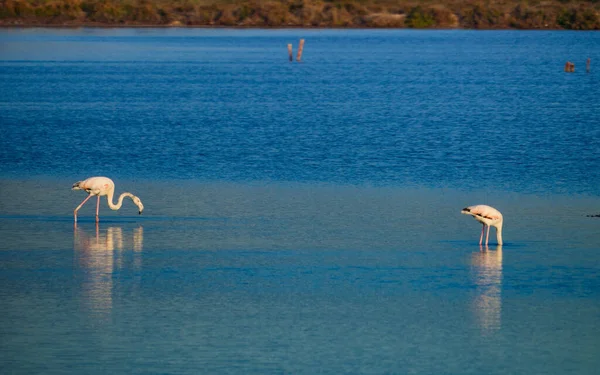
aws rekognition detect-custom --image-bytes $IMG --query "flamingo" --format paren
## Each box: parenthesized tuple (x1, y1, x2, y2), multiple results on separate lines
(461, 205, 503, 245)
(72, 176, 144, 223)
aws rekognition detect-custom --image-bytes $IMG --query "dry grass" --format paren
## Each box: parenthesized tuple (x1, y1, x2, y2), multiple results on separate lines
(0, 0, 598, 29)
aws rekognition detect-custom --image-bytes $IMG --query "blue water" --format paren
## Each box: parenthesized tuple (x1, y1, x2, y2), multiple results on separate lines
(1, 28, 599, 193)
(1, 28, 600, 374)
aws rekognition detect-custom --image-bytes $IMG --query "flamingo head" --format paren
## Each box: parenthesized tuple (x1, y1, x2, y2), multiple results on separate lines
(133, 196, 144, 215)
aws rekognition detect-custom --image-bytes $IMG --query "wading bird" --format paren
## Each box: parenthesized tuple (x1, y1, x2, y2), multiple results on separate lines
(461, 205, 503, 245)
(72, 176, 144, 223)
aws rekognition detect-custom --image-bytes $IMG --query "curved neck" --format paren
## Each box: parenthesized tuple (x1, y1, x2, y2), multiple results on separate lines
(496, 222, 503, 245)
(106, 188, 135, 211)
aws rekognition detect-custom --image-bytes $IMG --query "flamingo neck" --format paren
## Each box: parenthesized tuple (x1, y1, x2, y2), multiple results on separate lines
(106, 188, 135, 211)
(496, 222, 503, 245)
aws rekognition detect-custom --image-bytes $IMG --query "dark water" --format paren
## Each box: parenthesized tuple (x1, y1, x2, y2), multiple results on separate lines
(1, 29, 600, 374)
(1, 28, 599, 193)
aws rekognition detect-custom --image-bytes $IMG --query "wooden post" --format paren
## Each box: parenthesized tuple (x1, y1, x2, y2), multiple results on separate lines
(296, 39, 305, 62)
(287, 44, 293, 62)
(564, 62, 574, 73)
(586, 58, 591, 73)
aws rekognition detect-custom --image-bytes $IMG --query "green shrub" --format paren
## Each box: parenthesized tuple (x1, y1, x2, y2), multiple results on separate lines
(405, 5, 435, 28)
(558, 7, 599, 29)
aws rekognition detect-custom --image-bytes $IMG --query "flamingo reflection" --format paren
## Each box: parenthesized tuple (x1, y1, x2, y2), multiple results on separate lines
(471, 245, 503, 334)
(74, 223, 143, 319)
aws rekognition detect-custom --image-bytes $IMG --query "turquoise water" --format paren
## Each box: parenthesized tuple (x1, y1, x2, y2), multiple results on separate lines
(1, 29, 599, 374)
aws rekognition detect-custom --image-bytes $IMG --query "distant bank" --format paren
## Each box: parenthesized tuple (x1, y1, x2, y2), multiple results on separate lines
(1, 0, 599, 30)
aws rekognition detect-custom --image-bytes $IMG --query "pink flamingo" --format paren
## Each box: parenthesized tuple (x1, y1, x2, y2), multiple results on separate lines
(461, 205, 503, 245)
(72, 176, 144, 223)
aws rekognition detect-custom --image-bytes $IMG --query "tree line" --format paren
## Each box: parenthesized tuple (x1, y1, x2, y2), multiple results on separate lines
(1, 0, 599, 30)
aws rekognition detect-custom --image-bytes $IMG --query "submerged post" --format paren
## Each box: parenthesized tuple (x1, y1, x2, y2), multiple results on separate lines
(586, 58, 591, 73)
(296, 39, 305, 62)
(287, 44, 293, 62)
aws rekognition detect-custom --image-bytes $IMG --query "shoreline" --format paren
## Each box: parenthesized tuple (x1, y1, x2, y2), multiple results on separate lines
(1, 0, 598, 31)
(0, 24, 583, 31)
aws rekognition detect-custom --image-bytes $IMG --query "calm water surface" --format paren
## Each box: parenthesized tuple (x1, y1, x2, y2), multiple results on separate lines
(0, 28, 599, 374)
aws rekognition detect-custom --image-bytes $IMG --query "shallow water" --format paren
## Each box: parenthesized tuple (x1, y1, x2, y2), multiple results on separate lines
(1, 180, 600, 374)
(1, 29, 600, 374)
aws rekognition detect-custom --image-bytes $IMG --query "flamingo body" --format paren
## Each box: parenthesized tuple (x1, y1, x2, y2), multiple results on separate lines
(72, 176, 144, 222)
(461, 204, 503, 245)
(73, 176, 114, 196)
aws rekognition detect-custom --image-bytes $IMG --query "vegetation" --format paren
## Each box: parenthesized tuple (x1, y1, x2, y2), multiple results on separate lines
(1, 0, 599, 29)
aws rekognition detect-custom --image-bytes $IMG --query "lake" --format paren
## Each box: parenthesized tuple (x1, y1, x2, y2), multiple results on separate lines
(0, 28, 599, 374)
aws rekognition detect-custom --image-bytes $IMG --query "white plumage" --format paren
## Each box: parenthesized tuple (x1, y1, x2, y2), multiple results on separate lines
(461, 204, 503, 245)
(72, 176, 144, 223)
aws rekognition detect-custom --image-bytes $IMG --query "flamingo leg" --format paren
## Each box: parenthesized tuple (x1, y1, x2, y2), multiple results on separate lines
(486, 225, 491, 245)
(96, 196, 100, 223)
(74, 194, 94, 222)
(479, 224, 485, 245)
